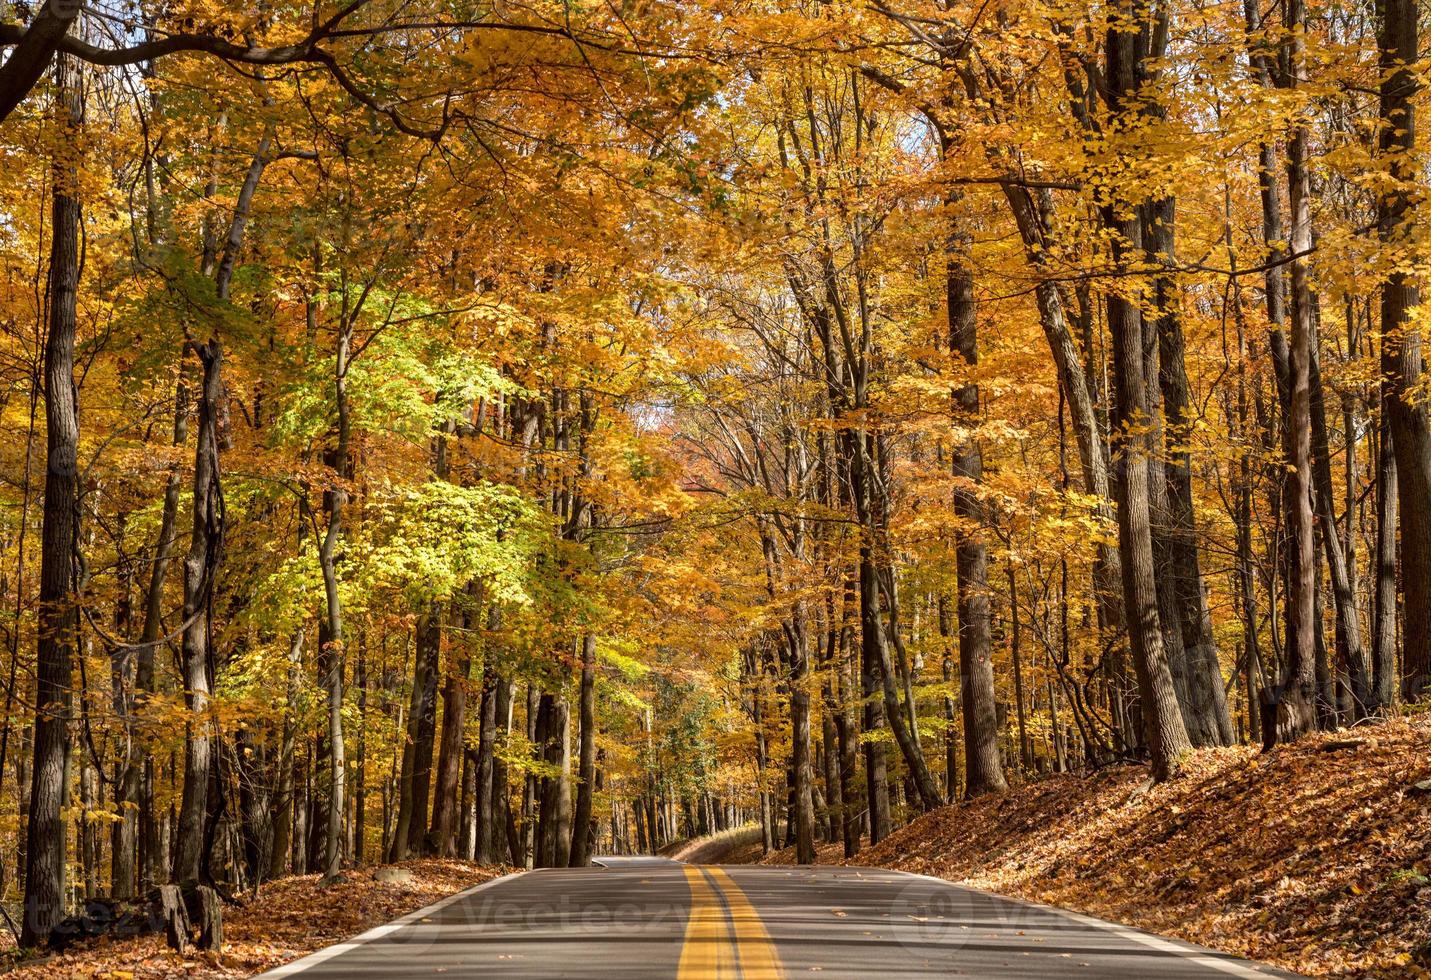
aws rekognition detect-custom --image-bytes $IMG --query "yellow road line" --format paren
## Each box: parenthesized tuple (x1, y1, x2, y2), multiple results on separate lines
(708, 867, 785, 980)
(678, 865, 737, 978)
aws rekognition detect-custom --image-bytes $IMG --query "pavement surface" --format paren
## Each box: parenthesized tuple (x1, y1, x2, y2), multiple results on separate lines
(258, 858, 1302, 979)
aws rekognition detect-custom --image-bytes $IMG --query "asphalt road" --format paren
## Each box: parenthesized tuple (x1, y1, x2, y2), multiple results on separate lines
(258, 858, 1300, 979)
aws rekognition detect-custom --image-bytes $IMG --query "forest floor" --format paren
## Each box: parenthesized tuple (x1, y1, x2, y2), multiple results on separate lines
(0, 859, 505, 979)
(731, 714, 1431, 979)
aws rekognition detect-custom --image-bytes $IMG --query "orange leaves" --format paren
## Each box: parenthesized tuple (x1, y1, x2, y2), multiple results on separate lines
(754, 716, 1431, 979)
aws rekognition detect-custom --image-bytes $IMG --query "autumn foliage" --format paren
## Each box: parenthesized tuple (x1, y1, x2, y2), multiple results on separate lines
(0, 0, 1427, 971)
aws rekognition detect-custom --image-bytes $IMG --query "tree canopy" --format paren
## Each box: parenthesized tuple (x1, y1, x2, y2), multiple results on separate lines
(1, 0, 1429, 950)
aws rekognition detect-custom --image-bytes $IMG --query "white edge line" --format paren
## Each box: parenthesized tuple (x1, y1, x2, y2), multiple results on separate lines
(887, 869, 1297, 980)
(253, 869, 526, 978)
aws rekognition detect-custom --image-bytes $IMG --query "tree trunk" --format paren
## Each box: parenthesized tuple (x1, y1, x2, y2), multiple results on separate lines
(492, 675, 520, 866)
(430, 630, 470, 857)
(788, 621, 816, 864)
(1309, 334, 1372, 717)
(173, 339, 224, 884)
(22, 51, 81, 945)
(396, 609, 441, 858)
(1277, 0, 1322, 738)
(1001, 184, 1125, 636)
(938, 596, 960, 802)
(569, 634, 598, 867)
(118, 381, 187, 896)
(1008, 566, 1032, 772)
(235, 724, 271, 888)
(1373, 411, 1399, 709)
(536, 691, 572, 868)
(1100, 3, 1194, 779)
(858, 579, 892, 842)
(269, 631, 303, 879)
(1378, 0, 1431, 701)
(947, 244, 1008, 797)
(474, 650, 498, 864)
(354, 634, 368, 863)
(1145, 196, 1236, 747)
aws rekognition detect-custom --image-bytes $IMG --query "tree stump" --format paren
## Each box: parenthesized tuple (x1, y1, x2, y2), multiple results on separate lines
(182, 883, 224, 952)
(195, 885, 224, 951)
(156, 885, 190, 955)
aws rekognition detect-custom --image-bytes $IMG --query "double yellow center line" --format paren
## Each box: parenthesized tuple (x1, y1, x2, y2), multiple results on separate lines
(677, 866, 785, 979)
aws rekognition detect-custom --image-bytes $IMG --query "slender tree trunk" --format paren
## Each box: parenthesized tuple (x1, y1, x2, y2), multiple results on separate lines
(269, 631, 303, 879)
(236, 724, 271, 888)
(1309, 334, 1372, 717)
(291, 751, 308, 875)
(389, 616, 433, 861)
(492, 675, 519, 866)
(858, 582, 892, 842)
(405, 610, 441, 856)
(354, 635, 367, 863)
(173, 339, 224, 884)
(569, 633, 598, 867)
(474, 645, 498, 864)
(317, 330, 349, 881)
(938, 596, 960, 802)
(1373, 410, 1399, 708)
(536, 692, 571, 868)
(1008, 565, 1032, 771)
(1000, 184, 1125, 636)
(789, 620, 816, 864)
(132, 384, 187, 893)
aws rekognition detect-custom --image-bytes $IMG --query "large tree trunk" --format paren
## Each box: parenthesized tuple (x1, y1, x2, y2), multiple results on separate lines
(1101, 1, 1194, 779)
(1378, 0, 1431, 701)
(407, 611, 441, 855)
(21, 49, 81, 948)
(536, 690, 572, 868)
(1144, 196, 1236, 747)
(1276, 0, 1322, 738)
(788, 614, 816, 864)
(947, 245, 1007, 797)
(857, 575, 892, 842)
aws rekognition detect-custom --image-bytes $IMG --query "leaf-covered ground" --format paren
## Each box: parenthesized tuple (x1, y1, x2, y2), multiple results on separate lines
(1, 859, 506, 979)
(745, 715, 1431, 979)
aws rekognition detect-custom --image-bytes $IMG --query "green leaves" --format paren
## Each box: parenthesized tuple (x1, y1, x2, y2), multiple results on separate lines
(357, 479, 545, 610)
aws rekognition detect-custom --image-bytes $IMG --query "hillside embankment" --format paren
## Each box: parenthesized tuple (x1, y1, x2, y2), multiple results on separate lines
(734, 715, 1431, 979)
